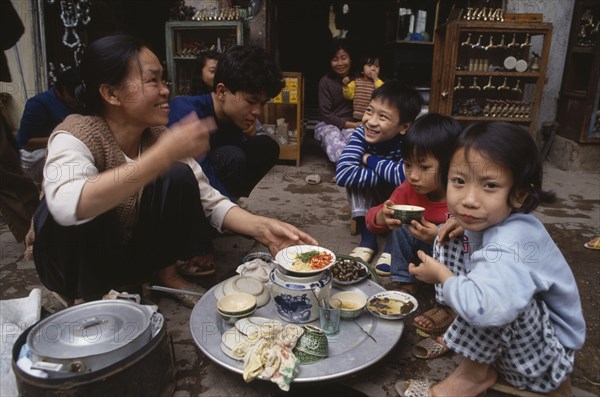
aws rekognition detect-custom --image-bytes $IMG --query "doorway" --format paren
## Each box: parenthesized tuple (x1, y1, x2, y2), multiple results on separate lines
(270, 0, 395, 107)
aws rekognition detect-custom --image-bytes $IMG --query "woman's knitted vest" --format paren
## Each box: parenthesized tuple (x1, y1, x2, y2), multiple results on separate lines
(353, 78, 376, 120)
(52, 114, 163, 239)
(24, 115, 164, 256)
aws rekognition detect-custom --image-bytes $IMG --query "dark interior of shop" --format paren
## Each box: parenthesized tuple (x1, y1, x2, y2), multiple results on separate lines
(41, 0, 467, 107)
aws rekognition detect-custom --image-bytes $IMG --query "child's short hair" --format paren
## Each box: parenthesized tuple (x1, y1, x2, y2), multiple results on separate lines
(359, 55, 380, 68)
(443, 121, 555, 213)
(370, 80, 423, 124)
(401, 113, 462, 185)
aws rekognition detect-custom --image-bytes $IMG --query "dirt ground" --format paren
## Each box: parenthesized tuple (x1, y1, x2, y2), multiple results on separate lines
(544, 223, 600, 394)
(0, 134, 598, 396)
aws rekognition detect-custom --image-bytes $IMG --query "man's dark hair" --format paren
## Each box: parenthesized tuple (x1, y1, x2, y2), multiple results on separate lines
(213, 45, 284, 98)
(55, 67, 80, 97)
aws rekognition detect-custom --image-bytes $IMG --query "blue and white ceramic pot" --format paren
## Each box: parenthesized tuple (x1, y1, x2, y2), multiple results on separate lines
(268, 268, 332, 323)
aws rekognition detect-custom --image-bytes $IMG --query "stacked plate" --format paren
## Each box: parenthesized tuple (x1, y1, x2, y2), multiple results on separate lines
(214, 275, 270, 307)
(217, 293, 257, 325)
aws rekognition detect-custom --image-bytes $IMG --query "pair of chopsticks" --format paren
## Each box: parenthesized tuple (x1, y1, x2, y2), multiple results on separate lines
(148, 285, 205, 297)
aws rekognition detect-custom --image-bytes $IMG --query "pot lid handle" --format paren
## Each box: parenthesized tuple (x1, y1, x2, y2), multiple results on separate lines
(75, 317, 106, 331)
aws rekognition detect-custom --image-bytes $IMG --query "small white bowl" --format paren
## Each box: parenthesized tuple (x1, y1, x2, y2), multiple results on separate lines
(217, 306, 257, 325)
(331, 291, 367, 319)
(217, 292, 257, 315)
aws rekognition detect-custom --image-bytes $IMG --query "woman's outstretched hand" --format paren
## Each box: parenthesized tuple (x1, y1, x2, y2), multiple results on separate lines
(254, 218, 319, 257)
(159, 112, 215, 162)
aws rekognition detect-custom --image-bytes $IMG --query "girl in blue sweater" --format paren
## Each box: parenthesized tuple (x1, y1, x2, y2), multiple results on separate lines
(400, 122, 586, 396)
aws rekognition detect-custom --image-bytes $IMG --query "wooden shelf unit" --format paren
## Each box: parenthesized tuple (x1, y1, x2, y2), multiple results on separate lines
(556, 0, 600, 143)
(165, 21, 243, 97)
(430, 20, 552, 136)
(260, 72, 304, 167)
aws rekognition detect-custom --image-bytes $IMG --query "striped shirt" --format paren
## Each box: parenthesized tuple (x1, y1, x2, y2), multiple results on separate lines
(335, 125, 405, 188)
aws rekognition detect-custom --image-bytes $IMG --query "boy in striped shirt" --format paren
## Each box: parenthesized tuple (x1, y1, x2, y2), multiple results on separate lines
(336, 81, 423, 263)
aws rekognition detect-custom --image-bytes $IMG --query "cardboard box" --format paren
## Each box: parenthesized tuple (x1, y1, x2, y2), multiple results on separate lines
(289, 90, 298, 104)
(284, 78, 298, 89)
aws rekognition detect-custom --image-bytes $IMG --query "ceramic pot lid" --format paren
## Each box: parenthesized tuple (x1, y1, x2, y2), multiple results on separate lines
(27, 300, 152, 360)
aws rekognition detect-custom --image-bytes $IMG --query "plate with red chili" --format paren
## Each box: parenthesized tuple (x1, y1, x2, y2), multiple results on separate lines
(274, 245, 336, 275)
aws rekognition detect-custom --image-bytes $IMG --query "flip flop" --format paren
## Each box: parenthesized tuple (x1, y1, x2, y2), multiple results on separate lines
(374, 252, 391, 276)
(395, 379, 436, 397)
(176, 255, 216, 277)
(349, 247, 375, 263)
(414, 306, 456, 337)
(412, 337, 449, 359)
(584, 237, 600, 250)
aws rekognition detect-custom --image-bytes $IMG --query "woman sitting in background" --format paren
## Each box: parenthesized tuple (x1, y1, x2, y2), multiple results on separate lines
(314, 38, 361, 163)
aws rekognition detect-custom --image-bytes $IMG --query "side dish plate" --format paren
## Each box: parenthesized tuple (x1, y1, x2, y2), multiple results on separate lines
(331, 255, 370, 285)
(366, 291, 418, 320)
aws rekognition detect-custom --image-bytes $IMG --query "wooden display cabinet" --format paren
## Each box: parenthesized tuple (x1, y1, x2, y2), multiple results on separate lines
(556, 0, 600, 143)
(430, 19, 552, 136)
(165, 21, 243, 97)
(260, 72, 304, 167)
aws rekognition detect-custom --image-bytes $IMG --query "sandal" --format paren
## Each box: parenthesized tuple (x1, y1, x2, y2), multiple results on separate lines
(374, 252, 391, 276)
(412, 337, 449, 359)
(395, 379, 436, 397)
(584, 237, 600, 250)
(176, 255, 216, 277)
(349, 247, 375, 263)
(414, 306, 456, 337)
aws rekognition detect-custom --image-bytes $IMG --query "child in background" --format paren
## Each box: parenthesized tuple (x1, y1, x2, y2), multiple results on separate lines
(366, 113, 462, 297)
(336, 81, 423, 263)
(401, 122, 585, 396)
(190, 49, 220, 95)
(342, 55, 384, 121)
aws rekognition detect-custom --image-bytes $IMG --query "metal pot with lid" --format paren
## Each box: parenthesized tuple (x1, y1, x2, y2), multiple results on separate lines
(27, 300, 156, 378)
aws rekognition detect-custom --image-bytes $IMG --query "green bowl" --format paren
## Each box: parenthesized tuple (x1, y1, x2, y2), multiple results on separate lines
(390, 205, 425, 224)
(294, 325, 328, 358)
(293, 348, 325, 365)
(331, 291, 367, 319)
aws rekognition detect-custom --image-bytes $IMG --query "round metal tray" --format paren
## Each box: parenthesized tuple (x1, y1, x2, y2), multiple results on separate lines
(190, 278, 404, 382)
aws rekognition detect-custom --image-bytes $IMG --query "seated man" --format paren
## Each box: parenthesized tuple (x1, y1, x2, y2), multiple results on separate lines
(16, 67, 80, 185)
(168, 45, 282, 202)
(168, 46, 283, 276)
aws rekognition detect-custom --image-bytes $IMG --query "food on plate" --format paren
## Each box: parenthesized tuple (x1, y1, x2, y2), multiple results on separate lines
(368, 296, 415, 316)
(292, 251, 333, 272)
(331, 258, 368, 282)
